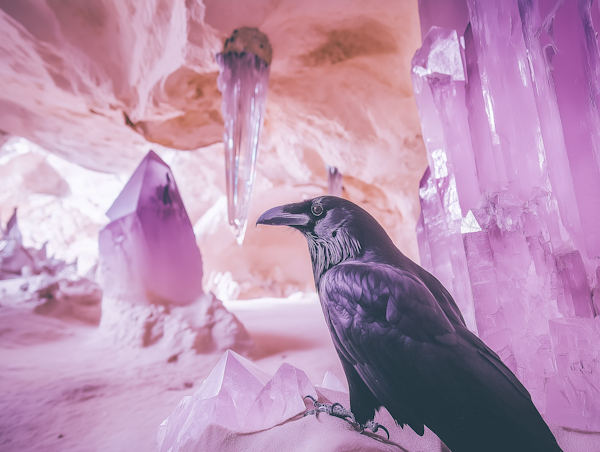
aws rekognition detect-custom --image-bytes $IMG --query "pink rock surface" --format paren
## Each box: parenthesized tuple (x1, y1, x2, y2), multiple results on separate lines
(99, 150, 203, 306)
(414, 0, 600, 431)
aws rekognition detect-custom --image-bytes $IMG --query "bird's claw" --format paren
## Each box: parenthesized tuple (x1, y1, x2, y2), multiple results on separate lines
(359, 420, 390, 441)
(303, 395, 356, 422)
(303, 395, 389, 441)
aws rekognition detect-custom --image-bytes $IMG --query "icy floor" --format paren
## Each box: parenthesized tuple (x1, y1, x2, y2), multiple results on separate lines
(0, 293, 344, 452)
(1, 293, 599, 452)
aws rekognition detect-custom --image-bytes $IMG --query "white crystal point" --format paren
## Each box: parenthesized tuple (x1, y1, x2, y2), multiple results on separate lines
(243, 363, 318, 431)
(319, 370, 348, 393)
(460, 210, 482, 234)
(157, 350, 272, 452)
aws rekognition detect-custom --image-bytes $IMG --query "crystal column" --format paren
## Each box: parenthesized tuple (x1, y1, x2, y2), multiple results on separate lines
(216, 28, 271, 245)
(326, 165, 343, 197)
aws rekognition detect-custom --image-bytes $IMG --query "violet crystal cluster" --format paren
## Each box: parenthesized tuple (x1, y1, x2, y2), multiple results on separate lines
(413, 0, 600, 431)
(216, 28, 272, 245)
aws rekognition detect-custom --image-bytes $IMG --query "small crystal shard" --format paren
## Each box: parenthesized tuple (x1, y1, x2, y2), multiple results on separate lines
(326, 166, 343, 197)
(98, 151, 203, 305)
(319, 370, 347, 393)
(556, 251, 595, 318)
(0, 210, 33, 279)
(216, 28, 271, 245)
(244, 363, 317, 431)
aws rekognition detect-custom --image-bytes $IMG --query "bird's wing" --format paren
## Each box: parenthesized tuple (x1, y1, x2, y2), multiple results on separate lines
(319, 261, 560, 451)
(319, 261, 458, 434)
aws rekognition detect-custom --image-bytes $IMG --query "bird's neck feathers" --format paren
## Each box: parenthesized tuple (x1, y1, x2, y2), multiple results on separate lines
(306, 226, 361, 284)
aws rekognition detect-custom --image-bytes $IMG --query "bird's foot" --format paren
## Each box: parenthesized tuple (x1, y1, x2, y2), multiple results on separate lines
(303, 396, 389, 441)
(303, 395, 357, 422)
(358, 420, 390, 441)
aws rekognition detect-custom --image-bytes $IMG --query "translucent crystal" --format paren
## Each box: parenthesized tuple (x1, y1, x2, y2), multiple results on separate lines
(98, 151, 203, 305)
(411, 28, 478, 333)
(318, 370, 347, 393)
(216, 45, 270, 245)
(0, 210, 32, 279)
(414, 0, 600, 431)
(158, 351, 318, 452)
(546, 318, 600, 431)
(157, 350, 271, 452)
(244, 363, 317, 431)
(326, 166, 343, 197)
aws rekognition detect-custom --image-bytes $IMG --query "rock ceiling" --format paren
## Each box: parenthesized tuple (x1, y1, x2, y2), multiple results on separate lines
(0, 0, 426, 296)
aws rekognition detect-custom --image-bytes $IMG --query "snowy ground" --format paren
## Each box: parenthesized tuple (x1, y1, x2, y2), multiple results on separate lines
(1, 293, 599, 452)
(0, 293, 345, 452)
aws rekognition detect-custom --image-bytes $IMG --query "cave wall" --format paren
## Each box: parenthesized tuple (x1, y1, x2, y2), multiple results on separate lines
(0, 0, 426, 297)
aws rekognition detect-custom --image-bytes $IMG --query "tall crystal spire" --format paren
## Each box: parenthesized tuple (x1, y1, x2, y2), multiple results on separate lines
(216, 28, 272, 245)
(413, 0, 600, 431)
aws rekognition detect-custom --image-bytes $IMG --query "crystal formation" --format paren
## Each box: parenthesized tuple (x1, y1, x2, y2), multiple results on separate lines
(216, 28, 272, 245)
(98, 151, 203, 305)
(0, 210, 102, 323)
(157, 350, 317, 452)
(326, 166, 343, 197)
(414, 0, 600, 432)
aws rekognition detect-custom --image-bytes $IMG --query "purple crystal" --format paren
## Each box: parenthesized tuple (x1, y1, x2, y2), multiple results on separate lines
(326, 166, 343, 197)
(556, 251, 595, 318)
(216, 30, 271, 245)
(546, 318, 600, 431)
(98, 151, 203, 305)
(414, 0, 600, 431)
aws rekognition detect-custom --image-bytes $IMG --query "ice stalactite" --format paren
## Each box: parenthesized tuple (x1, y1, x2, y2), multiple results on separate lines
(414, 0, 600, 431)
(216, 28, 272, 245)
(326, 166, 343, 197)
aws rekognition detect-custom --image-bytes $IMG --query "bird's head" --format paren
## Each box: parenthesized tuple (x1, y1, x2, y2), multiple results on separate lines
(257, 196, 397, 284)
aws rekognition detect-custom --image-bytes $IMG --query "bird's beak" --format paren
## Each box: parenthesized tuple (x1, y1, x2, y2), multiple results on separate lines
(256, 203, 309, 227)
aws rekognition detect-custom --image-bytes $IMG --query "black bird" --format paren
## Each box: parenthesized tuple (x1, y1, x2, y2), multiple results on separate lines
(257, 196, 562, 452)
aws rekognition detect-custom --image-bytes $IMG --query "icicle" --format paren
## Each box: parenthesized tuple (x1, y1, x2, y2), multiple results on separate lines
(326, 165, 343, 197)
(216, 28, 272, 245)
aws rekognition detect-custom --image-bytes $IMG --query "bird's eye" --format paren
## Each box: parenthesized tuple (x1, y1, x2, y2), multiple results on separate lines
(311, 204, 324, 216)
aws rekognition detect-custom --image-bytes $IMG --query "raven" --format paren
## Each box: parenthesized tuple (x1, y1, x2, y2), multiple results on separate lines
(257, 196, 562, 452)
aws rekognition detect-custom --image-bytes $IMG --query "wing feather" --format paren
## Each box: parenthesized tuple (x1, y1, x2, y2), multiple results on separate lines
(319, 261, 562, 452)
